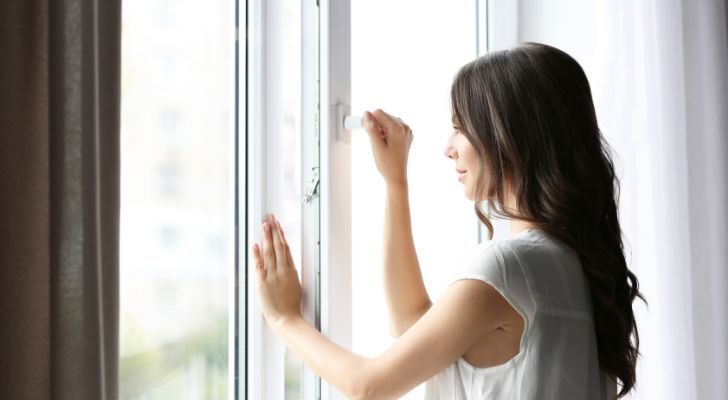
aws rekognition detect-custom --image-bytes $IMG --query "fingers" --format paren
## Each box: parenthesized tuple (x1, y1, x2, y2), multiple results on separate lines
(371, 109, 400, 134)
(369, 109, 412, 141)
(261, 217, 277, 272)
(256, 214, 294, 273)
(275, 218, 287, 247)
(390, 114, 411, 135)
(363, 111, 387, 145)
(275, 219, 291, 253)
(252, 243, 266, 281)
(276, 219, 296, 267)
(269, 215, 288, 271)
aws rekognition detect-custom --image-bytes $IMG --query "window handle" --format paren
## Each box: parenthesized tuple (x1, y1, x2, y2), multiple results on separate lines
(344, 115, 362, 130)
(336, 102, 362, 143)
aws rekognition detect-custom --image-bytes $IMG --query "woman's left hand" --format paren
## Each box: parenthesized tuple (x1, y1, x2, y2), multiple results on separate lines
(252, 214, 303, 329)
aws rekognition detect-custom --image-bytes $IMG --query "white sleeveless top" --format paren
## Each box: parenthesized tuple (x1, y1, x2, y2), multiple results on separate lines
(424, 229, 615, 399)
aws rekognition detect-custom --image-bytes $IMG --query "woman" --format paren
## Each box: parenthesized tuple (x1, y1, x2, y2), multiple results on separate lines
(252, 42, 645, 399)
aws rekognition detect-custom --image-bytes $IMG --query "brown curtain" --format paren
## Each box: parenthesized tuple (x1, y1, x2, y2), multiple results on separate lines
(0, 0, 121, 399)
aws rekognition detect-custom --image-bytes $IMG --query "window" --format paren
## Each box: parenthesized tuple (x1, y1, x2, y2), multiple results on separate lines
(119, 0, 235, 398)
(121, 0, 514, 398)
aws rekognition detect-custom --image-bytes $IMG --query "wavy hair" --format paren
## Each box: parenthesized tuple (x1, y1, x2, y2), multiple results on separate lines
(450, 42, 646, 398)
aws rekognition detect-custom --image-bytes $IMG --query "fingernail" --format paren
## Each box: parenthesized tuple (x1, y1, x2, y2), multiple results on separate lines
(263, 222, 270, 232)
(363, 111, 371, 121)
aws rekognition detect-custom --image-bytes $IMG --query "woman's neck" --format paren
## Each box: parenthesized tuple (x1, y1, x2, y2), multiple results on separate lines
(502, 186, 539, 235)
(510, 219, 539, 235)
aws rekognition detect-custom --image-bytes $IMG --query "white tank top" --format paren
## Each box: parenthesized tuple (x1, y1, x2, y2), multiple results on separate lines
(424, 228, 616, 399)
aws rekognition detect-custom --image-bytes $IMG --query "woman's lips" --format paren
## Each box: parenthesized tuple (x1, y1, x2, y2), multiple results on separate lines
(458, 170, 467, 181)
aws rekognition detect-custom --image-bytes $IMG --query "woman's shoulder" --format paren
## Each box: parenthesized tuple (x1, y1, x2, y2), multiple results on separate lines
(492, 229, 578, 263)
(458, 229, 578, 283)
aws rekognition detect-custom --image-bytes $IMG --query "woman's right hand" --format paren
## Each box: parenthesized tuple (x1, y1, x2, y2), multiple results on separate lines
(362, 109, 414, 186)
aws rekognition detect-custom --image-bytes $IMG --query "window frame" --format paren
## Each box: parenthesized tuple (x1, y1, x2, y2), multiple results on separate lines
(319, 0, 352, 398)
(242, 0, 292, 397)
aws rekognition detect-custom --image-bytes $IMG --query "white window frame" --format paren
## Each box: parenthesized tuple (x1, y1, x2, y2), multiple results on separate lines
(319, 0, 352, 398)
(243, 0, 296, 397)
(242, 0, 275, 395)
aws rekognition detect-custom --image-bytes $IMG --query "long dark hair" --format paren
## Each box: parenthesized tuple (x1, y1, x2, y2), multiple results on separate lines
(450, 42, 646, 398)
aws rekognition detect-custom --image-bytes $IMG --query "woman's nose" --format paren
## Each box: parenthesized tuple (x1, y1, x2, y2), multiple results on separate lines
(443, 144, 455, 159)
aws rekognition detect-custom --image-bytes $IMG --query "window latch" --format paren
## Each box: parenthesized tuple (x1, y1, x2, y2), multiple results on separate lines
(302, 166, 320, 204)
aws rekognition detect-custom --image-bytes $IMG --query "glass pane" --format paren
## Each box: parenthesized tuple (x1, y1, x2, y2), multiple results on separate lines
(351, 1, 478, 398)
(119, 0, 234, 398)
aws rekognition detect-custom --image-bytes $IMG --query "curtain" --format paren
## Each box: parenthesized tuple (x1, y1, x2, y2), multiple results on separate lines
(0, 0, 121, 399)
(597, 2, 728, 399)
(518, 0, 728, 398)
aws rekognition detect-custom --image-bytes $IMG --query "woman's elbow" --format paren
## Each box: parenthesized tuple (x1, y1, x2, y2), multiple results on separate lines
(347, 365, 387, 400)
(348, 374, 378, 400)
(348, 386, 370, 400)
(349, 385, 384, 400)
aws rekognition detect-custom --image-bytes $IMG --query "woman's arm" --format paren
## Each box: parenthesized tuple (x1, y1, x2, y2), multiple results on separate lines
(253, 213, 515, 400)
(360, 109, 431, 337)
(272, 278, 514, 400)
(383, 182, 432, 337)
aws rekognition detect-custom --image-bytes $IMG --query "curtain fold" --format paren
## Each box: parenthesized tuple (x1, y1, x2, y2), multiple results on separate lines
(0, 1, 51, 399)
(681, 1, 728, 398)
(1, 0, 121, 399)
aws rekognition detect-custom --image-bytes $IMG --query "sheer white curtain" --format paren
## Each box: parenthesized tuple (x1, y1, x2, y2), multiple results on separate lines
(517, 0, 728, 398)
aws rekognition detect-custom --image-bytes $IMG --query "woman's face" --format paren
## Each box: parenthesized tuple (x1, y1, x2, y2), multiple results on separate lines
(443, 123, 482, 201)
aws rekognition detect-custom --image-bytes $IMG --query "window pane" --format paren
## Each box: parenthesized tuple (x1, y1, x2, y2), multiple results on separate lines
(119, 0, 234, 398)
(351, 1, 478, 398)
